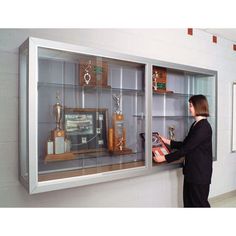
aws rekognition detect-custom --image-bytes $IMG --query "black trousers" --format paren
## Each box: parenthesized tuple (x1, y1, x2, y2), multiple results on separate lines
(183, 179, 211, 208)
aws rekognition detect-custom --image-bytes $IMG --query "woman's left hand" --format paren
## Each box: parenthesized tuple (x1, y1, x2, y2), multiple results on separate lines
(153, 155, 166, 163)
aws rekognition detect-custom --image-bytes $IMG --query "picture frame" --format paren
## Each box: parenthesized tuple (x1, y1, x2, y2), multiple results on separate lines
(64, 108, 108, 153)
(140, 132, 170, 157)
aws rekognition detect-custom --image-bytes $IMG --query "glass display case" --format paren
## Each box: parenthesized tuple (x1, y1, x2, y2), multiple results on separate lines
(19, 38, 152, 194)
(19, 37, 217, 194)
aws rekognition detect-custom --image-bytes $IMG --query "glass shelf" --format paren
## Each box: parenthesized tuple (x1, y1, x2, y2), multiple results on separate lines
(152, 115, 216, 119)
(134, 114, 192, 119)
(153, 91, 192, 97)
(153, 115, 192, 119)
(38, 82, 145, 96)
(134, 114, 215, 120)
(153, 91, 213, 98)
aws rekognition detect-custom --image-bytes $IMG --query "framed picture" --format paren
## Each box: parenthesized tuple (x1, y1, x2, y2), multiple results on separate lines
(140, 132, 170, 157)
(64, 108, 108, 153)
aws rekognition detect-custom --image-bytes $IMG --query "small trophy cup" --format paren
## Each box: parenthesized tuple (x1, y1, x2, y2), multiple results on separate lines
(168, 125, 176, 141)
(108, 94, 132, 155)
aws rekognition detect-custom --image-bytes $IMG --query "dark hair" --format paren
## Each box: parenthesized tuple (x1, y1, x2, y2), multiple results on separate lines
(189, 95, 209, 117)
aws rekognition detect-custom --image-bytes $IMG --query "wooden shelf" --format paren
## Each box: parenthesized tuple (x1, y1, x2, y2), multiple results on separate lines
(44, 152, 75, 164)
(44, 149, 141, 164)
(38, 160, 145, 182)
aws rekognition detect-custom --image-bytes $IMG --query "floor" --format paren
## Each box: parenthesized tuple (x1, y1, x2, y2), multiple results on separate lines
(209, 191, 236, 207)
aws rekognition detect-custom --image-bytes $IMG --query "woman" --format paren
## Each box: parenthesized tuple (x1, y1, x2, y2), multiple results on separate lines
(154, 95, 213, 207)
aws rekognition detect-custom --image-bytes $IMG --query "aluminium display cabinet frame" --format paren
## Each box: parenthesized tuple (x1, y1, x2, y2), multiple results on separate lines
(232, 82, 236, 152)
(19, 37, 217, 194)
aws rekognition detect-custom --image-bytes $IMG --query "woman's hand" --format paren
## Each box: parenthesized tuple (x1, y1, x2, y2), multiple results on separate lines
(153, 155, 166, 163)
(159, 135, 170, 145)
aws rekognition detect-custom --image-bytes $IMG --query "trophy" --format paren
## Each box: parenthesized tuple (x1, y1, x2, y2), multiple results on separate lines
(44, 92, 75, 163)
(152, 70, 159, 91)
(108, 94, 132, 154)
(83, 60, 92, 85)
(168, 125, 176, 141)
(50, 93, 65, 154)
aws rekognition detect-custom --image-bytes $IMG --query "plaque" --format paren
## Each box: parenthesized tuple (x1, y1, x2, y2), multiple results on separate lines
(152, 66, 173, 93)
(79, 58, 110, 87)
(140, 132, 170, 157)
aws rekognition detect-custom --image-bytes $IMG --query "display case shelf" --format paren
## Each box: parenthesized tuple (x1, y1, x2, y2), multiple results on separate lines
(135, 115, 194, 119)
(152, 115, 193, 119)
(38, 160, 145, 182)
(38, 82, 145, 96)
(152, 115, 216, 119)
(153, 91, 213, 99)
(43, 150, 144, 163)
(153, 91, 193, 97)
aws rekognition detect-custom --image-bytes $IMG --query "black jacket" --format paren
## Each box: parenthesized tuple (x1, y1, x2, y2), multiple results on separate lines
(165, 119, 213, 184)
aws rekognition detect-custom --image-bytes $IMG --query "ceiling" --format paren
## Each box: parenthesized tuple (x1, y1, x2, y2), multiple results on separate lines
(202, 28, 236, 43)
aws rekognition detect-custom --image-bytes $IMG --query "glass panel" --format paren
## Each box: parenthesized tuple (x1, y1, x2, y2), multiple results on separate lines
(152, 65, 217, 166)
(192, 74, 216, 160)
(37, 47, 146, 181)
(19, 46, 29, 184)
